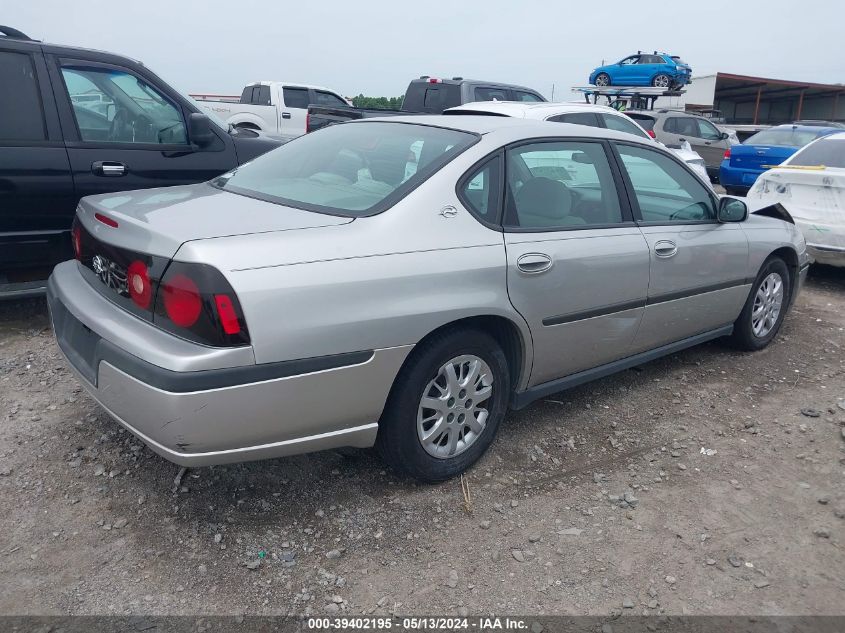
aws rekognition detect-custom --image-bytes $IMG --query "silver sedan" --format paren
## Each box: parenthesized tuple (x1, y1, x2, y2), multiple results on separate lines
(48, 116, 810, 482)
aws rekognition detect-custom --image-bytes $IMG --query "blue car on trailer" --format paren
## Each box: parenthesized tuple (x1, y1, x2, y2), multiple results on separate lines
(719, 125, 841, 195)
(589, 52, 692, 89)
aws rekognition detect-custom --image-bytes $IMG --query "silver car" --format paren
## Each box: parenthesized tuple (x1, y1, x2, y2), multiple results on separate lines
(47, 116, 809, 482)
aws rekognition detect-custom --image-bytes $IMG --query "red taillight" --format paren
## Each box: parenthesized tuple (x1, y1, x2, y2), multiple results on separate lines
(127, 260, 152, 310)
(723, 148, 731, 160)
(428, 77, 441, 84)
(214, 294, 241, 335)
(71, 223, 82, 260)
(162, 273, 202, 328)
(647, 129, 656, 138)
(94, 212, 119, 228)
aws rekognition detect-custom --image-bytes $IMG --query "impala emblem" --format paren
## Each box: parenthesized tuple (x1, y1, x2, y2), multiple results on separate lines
(439, 205, 458, 219)
(92, 254, 129, 296)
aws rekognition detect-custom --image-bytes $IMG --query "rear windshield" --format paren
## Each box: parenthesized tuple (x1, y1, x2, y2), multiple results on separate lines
(789, 137, 845, 168)
(744, 128, 821, 147)
(213, 122, 478, 216)
(625, 113, 656, 131)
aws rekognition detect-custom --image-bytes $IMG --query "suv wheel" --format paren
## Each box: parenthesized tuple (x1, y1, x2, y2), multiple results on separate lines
(376, 328, 510, 482)
(730, 257, 791, 351)
(594, 73, 611, 87)
(652, 74, 671, 88)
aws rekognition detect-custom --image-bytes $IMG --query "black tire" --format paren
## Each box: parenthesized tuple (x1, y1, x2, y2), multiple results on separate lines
(594, 73, 611, 87)
(376, 328, 510, 483)
(652, 74, 671, 88)
(730, 257, 791, 351)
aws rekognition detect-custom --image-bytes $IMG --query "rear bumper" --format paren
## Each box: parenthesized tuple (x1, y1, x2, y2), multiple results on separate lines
(719, 163, 764, 189)
(806, 244, 845, 267)
(47, 261, 411, 466)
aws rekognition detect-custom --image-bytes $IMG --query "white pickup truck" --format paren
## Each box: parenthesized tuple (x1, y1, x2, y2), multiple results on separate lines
(192, 81, 348, 140)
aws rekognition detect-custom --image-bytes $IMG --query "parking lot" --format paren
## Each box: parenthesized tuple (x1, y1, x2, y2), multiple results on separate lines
(1, 267, 842, 616)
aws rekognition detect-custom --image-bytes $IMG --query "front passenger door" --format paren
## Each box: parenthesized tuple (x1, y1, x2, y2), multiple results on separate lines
(613, 143, 749, 353)
(500, 140, 650, 387)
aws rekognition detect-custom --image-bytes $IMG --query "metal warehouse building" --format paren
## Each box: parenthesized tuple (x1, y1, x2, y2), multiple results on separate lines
(680, 73, 845, 125)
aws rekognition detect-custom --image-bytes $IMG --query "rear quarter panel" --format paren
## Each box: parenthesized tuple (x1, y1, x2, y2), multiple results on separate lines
(173, 150, 534, 384)
(741, 213, 809, 282)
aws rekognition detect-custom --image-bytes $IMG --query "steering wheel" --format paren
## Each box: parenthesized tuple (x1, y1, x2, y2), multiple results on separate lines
(108, 108, 132, 142)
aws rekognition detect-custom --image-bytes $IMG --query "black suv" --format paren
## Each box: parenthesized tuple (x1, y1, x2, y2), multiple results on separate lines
(0, 26, 281, 297)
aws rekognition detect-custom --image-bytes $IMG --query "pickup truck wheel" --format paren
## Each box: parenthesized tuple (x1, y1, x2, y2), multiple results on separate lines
(730, 257, 791, 351)
(376, 329, 510, 483)
(594, 73, 611, 87)
(652, 74, 671, 88)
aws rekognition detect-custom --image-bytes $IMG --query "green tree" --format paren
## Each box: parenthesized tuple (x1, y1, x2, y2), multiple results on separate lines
(351, 94, 404, 110)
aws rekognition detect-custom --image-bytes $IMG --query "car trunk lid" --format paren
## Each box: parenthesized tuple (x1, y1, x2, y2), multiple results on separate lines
(729, 144, 796, 170)
(77, 182, 353, 259)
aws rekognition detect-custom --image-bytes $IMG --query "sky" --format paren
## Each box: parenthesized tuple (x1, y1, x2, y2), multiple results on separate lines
(6, 1, 844, 100)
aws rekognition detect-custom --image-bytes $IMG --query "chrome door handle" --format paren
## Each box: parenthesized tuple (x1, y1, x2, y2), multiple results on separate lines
(654, 240, 678, 258)
(516, 253, 553, 274)
(281, 112, 292, 119)
(92, 161, 126, 177)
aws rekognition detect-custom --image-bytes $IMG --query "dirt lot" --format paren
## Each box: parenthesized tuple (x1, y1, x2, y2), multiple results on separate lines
(1, 268, 843, 617)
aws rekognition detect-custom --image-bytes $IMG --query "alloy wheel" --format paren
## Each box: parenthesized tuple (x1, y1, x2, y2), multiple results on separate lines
(653, 75, 670, 88)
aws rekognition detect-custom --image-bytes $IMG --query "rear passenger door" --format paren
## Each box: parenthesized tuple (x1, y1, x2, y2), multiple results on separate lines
(280, 86, 310, 139)
(0, 44, 75, 271)
(612, 142, 749, 352)
(499, 139, 650, 387)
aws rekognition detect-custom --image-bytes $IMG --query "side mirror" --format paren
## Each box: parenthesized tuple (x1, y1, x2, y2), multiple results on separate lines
(188, 113, 215, 148)
(718, 196, 748, 223)
(719, 131, 730, 141)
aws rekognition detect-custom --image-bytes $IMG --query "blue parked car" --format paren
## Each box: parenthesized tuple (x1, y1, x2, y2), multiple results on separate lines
(719, 125, 841, 195)
(589, 52, 692, 89)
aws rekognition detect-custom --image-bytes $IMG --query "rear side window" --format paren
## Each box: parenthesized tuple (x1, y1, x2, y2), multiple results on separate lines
(214, 121, 478, 217)
(789, 137, 845, 168)
(514, 90, 543, 102)
(601, 113, 649, 139)
(548, 112, 601, 128)
(459, 155, 501, 222)
(256, 85, 271, 106)
(474, 86, 509, 102)
(0, 51, 46, 141)
(504, 141, 623, 229)
(314, 91, 346, 106)
(283, 87, 310, 109)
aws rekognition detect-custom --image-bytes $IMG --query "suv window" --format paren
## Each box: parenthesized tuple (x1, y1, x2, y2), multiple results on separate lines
(514, 90, 543, 102)
(314, 91, 346, 107)
(696, 118, 723, 141)
(616, 144, 715, 223)
(666, 116, 699, 137)
(600, 113, 649, 139)
(474, 86, 509, 102)
(625, 113, 655, 131)
(61, 66, 187, 144)
(460, 155, 501, 222)
(283, 87, 310, 109)
(505, 141, 623, 229)
(548, 112, 601, 127)
(0, 51, 46, 141)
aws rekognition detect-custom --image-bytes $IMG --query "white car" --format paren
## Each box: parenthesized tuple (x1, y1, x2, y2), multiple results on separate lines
(444, 101, 710, 183)
(747, 132, 845, 267)
(193, 81, 348, 140)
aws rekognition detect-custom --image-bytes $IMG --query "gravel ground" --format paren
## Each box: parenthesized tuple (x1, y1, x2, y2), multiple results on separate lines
(1, 267, 843, 617)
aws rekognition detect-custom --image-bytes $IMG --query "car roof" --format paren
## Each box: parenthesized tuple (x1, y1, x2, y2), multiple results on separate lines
(352, 114, 654, 143)
(766, 124, 843, 134)
(445, 101, 622, 118)
(410, 77, 539, 91)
